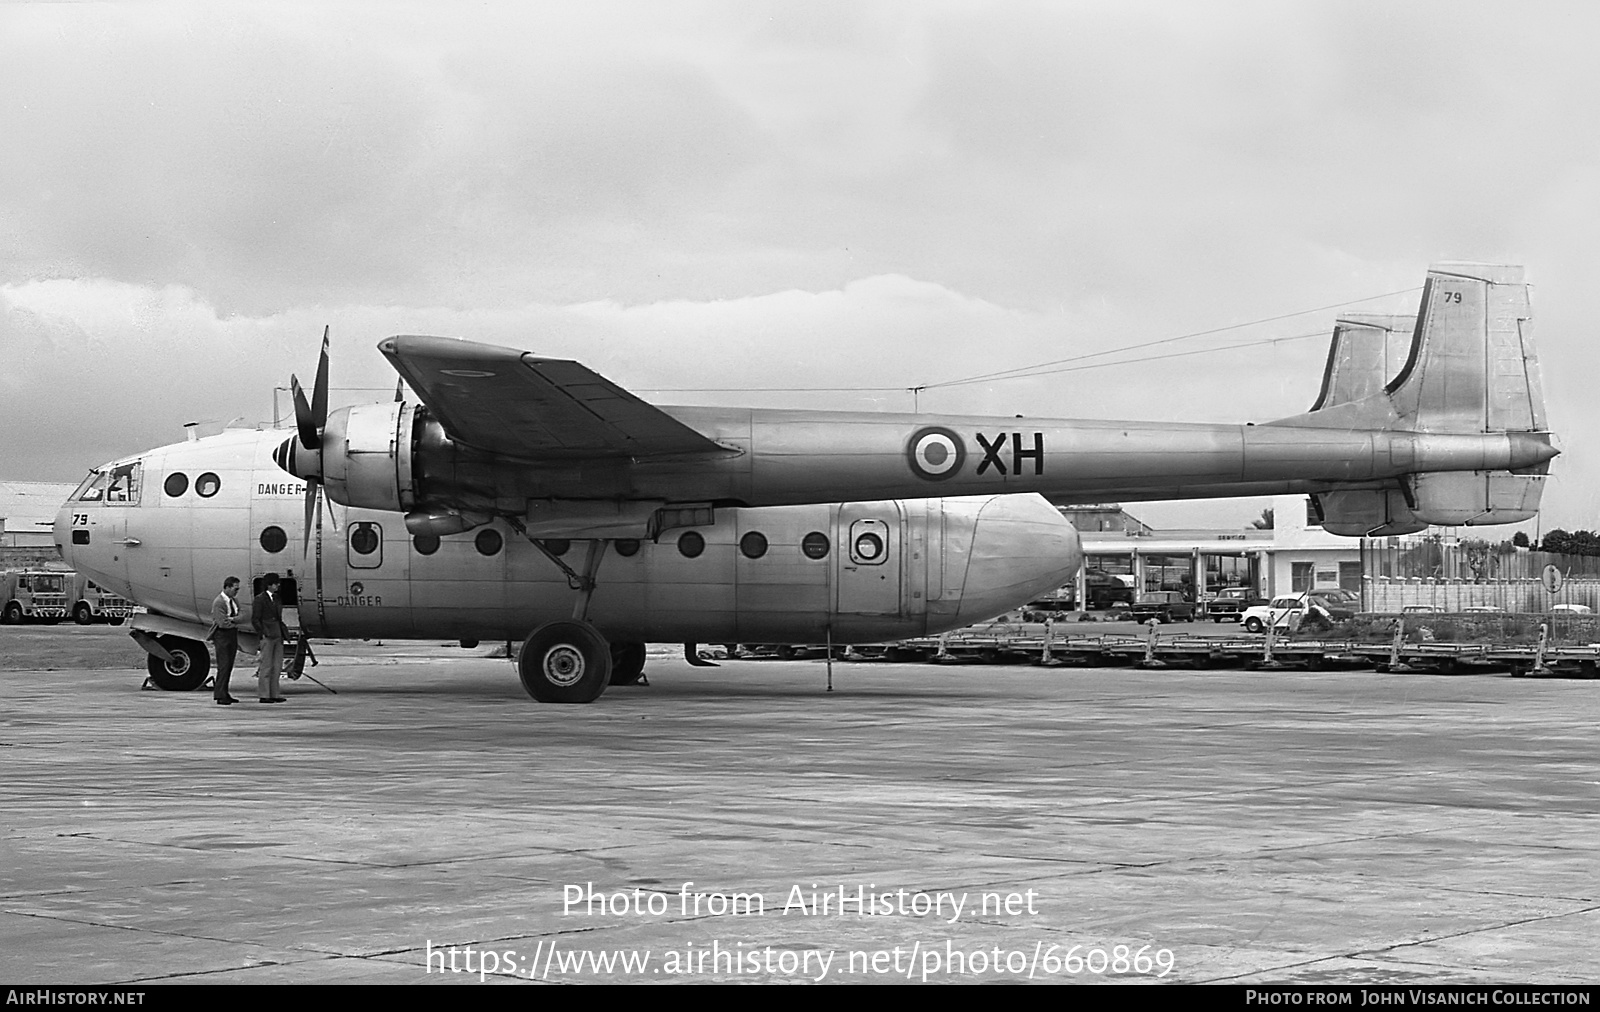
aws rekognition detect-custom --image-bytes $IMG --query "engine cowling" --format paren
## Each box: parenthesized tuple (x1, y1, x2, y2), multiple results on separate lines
(317, 402, 416, 513)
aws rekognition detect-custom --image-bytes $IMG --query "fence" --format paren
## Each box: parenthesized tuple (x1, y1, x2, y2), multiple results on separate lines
(1360, 539, 1600, 613)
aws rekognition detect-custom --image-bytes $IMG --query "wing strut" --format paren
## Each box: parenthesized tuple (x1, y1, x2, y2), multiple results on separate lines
(504, 518, 609, 622)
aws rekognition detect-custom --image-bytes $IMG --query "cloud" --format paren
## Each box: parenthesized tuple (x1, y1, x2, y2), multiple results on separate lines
(2, 2, 1597, 528)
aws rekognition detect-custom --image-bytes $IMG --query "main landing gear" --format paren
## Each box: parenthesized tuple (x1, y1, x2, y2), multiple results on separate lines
(609, 641, 648, 686)
(508, 526, 647, 703)
(517, 620, 612, 702)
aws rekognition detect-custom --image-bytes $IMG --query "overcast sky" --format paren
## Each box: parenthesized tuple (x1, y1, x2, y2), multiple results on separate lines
(3, 1, 1595, 532)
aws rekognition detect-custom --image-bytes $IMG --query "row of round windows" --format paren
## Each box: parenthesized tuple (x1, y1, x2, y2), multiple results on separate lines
(256, 525, 835, 560)
(163, 471, 222, 498)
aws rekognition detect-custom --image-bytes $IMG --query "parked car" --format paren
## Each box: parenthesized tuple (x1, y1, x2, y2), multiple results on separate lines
(1241, 592, 1355, 633)
(1205, 586, 1266, 623)
(1551, 603, 1594, 614)
(1112, 591, 1196, 624)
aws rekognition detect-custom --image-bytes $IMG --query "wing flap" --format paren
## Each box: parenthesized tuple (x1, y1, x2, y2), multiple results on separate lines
(379, 335, 725, 459)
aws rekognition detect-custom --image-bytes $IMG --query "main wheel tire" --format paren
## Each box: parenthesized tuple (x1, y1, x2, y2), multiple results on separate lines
(1243, 617, 1264, 633)
(145, 636, 210, 691)
(74, 603, 93, 625)
(518, 621, 612, 703)
(609, 641, 647, 686)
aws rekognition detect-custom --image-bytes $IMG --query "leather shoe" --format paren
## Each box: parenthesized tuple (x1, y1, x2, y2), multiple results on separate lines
(215, 698, 233, 706)
(224, 696, 239, 703)
(266, 698, 287, 703)
(259, 698, 273, 703)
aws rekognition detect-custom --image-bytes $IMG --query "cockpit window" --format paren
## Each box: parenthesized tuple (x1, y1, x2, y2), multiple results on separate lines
(77, 461, 142, 505)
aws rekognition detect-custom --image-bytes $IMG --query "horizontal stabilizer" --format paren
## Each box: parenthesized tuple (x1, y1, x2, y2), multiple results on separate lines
(1316, 490, 1426, 537)
(1317, 468, 1547, 535)
(1410, 470, 1546, 527)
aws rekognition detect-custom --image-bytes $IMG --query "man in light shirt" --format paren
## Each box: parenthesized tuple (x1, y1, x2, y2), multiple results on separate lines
(208, 576, 243, 706)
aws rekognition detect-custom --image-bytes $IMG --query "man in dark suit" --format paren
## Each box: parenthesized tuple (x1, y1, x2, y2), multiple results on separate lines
(208, 576, 243, 705)
(252, 572, 287, 703)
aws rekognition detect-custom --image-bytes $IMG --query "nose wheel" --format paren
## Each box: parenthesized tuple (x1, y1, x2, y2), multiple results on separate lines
(518, 620, 612, 703)
(144, 636, 212, 692)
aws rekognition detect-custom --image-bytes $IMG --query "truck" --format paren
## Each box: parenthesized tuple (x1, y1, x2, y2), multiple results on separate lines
(68, 573, 133, 625)
(0, 570, 71, 624)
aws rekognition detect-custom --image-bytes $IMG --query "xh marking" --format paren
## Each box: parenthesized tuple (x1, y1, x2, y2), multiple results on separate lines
(975, 432, 1045, 477)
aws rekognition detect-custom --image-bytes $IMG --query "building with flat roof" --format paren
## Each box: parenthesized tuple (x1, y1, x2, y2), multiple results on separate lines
(1070, 494, 1362, 607)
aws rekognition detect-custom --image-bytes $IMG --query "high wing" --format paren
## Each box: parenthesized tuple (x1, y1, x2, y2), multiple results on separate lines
(378, 335, 728, 460)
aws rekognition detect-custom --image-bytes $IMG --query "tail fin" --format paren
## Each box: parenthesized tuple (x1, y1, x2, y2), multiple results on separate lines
(1288, 263, 1551, 535)
(1386, 263, 1546, 434)
(1307, 313, 1415, 412)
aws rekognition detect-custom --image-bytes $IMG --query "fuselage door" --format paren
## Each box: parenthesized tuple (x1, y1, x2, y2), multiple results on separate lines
(837, 503, 903, 616)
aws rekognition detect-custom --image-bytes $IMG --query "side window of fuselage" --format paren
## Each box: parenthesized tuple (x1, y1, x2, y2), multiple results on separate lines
(349, 522, 383, 569)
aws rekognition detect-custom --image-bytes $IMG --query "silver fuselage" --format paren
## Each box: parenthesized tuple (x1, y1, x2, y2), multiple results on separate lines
(56, 429, 1083, 645)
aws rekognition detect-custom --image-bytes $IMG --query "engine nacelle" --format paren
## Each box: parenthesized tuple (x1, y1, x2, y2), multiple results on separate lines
(320, 402, 415, 513)
(290, 402, 700, 539)
(300, 403, 669, 539)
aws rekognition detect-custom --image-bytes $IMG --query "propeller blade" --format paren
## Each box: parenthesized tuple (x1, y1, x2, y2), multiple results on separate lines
(302, 479, 318, 557)
(311, 325, 330, 433)
(291, 374, 319, 451)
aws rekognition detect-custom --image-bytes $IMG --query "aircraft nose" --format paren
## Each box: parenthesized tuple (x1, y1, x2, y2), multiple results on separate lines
(954, 494, 1082, 624)
(53, 503, 76, 567)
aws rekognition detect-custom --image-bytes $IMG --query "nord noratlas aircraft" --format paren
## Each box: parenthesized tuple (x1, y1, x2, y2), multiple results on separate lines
(54, 263, 1556, 702)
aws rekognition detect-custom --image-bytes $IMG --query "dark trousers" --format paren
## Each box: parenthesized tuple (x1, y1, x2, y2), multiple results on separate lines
(213, 636, 238, 700)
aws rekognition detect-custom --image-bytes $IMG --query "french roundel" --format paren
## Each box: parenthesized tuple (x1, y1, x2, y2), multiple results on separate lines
(906, 426, 965, 481)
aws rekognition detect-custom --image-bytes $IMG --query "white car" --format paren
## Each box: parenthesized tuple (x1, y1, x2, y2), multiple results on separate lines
(1240, 592, 1355, 633)
(1551, 603, 1594, 615)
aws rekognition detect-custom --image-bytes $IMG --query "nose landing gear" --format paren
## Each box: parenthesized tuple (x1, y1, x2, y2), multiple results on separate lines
(144, 636, 211, 692)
